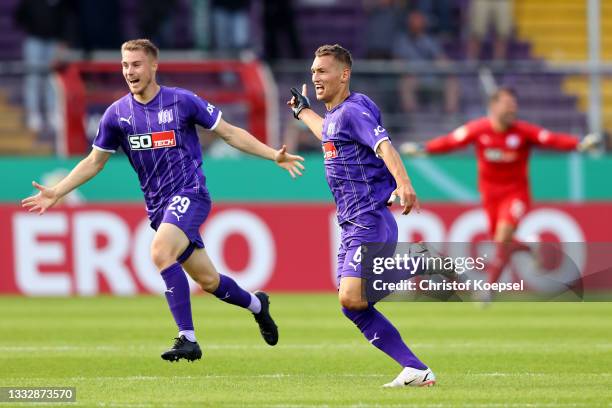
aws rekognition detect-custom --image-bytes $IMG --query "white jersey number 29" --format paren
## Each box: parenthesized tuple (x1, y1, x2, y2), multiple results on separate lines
(168, 195, 191, 214)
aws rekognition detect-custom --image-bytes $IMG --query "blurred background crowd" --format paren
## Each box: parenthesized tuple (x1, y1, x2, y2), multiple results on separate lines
(1, 0, 609, 155)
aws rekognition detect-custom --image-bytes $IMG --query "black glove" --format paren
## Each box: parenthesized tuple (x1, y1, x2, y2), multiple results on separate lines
(290, 87, 311, 120)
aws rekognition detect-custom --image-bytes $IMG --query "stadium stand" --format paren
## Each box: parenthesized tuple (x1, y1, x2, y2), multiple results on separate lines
(0, 0, 595, 154)
(515, 0, 612, 134)
(273, 0, 587, 141)
(0, 0, 53, 154)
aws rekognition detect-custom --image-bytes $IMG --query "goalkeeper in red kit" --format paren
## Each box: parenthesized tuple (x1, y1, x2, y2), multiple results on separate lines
(401, 87, 599, 289)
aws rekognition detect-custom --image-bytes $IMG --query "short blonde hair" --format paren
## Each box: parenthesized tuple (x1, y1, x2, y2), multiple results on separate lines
(315, 44, 353, 68)
(121, 39, 159, 59)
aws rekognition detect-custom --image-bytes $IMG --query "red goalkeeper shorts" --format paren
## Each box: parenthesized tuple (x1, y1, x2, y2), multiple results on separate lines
(483, 190, 530, 237)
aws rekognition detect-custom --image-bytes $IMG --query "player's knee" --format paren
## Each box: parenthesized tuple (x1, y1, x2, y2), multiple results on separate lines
(339, 294, 368, 311)
(150, 242, 179, 271)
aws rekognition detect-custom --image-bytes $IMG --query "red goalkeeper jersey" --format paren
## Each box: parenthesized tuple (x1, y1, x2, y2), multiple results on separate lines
(425, 117, 578, 197)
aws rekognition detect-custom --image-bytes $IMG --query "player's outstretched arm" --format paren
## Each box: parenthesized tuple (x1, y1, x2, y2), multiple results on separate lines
(400, 125, 476, 156)
(21, 149, 111, 215)
(287, 84, 324, 141)
(213, 118, 305, 178)
(377, 140, 419, 215)
(522, 122, 602, 152)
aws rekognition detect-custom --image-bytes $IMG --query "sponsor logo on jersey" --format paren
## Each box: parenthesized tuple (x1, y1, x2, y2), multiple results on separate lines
(483, 148, 518, 162)
(158, 109, 174, 125)
(128, 130, 176, 150)
(322, 141, 338, 160)
(373, 125, 386, 137)
(119, 115, 132, 125)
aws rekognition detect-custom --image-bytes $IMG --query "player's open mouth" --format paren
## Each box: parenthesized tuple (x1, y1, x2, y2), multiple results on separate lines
(315, 85, 324, 92)
(128, 79, 140, 85)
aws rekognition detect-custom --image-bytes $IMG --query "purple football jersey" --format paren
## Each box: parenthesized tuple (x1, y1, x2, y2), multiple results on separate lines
(322, 92, 396, 224)
(93, 86, 221, 216)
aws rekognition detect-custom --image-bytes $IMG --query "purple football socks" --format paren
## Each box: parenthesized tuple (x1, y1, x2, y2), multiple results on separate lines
(161, 263, 194, 332)
(213, 274, 254, 309)
(342, 306, 428, 370)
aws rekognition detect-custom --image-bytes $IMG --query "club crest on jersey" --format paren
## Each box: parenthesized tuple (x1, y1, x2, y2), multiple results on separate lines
(128, 130, 176, 150)
(506, 134, 521, 149)
(322, 141, 338, 160)
(327, 122, 336, 136)
(158, 109, 174, 125)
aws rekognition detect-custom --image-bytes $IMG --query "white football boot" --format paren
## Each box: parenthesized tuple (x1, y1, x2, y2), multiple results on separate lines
(383, 367, 436, 388)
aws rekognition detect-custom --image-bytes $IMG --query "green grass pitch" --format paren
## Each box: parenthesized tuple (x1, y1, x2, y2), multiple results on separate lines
(0, 294, 610, 407)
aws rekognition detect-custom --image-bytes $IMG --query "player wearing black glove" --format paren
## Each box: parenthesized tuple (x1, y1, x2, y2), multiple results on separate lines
(289, 86, 311, 119)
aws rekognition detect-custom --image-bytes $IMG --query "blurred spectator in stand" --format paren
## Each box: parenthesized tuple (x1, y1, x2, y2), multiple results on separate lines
(299, 0, 336, 5)
(283, 120, 321, 154)
(363, 0, 402, 59)
(15, 0, 76, 134)
(263, 0, 301, 60)
(467, 0, 513, 62)
(211, 0, 252, 55)
(192, 0, 212, 51)
(77, 0, 121, 57)
(410, 0, 455, 39)
(138, 0, 178, 48)
(392, 10, 459, 113)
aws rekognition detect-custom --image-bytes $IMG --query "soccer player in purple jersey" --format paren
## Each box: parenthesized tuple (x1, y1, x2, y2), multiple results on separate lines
(288, 44, 436, 387)
(21, 39, 305, 362)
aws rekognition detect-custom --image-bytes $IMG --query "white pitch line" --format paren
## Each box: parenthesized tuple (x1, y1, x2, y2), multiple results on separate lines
(5, 372, 610, 383)
(7, 403, 599, 408)
(0, 344, 363, 352)
(469, 372, 611, 377)
(3, 374, 389, 382)
(194, 404, 599, 408)
(1, 342, 610, 353)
